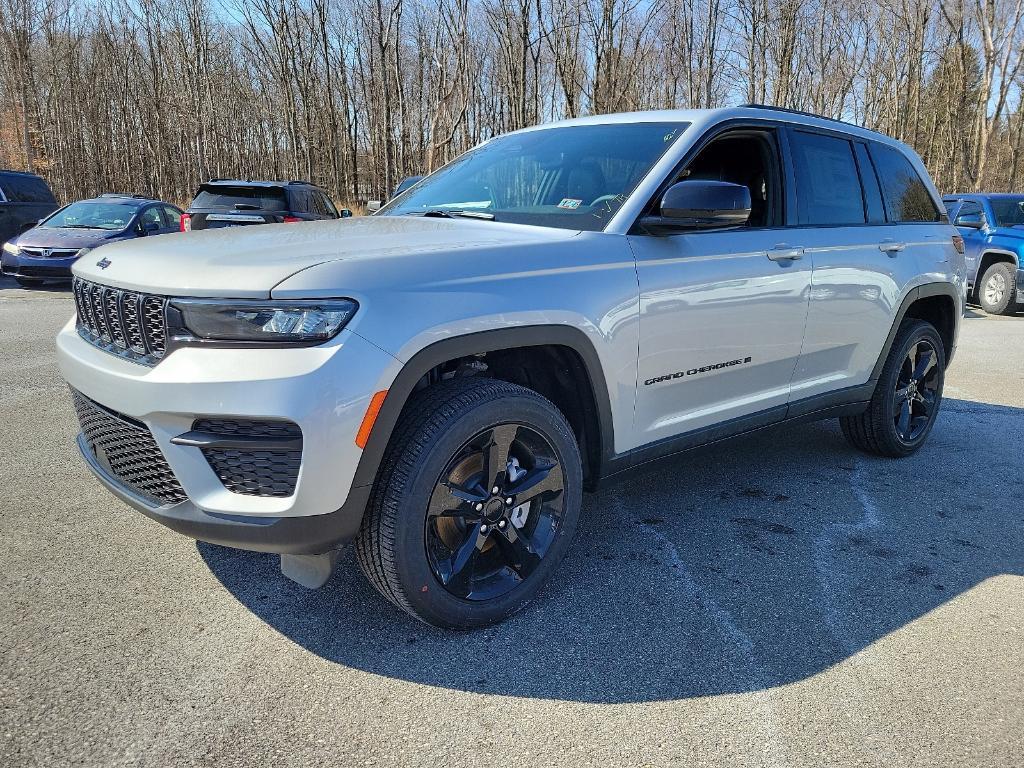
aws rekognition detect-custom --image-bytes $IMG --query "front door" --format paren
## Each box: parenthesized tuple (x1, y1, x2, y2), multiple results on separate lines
(628, 126, 811, 448)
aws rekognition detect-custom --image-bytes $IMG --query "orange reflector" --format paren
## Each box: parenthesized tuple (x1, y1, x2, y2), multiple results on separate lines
(355, 390, 388, 449)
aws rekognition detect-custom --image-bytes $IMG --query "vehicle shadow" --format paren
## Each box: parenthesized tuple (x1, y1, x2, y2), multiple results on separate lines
(199, 397, 1023, 703)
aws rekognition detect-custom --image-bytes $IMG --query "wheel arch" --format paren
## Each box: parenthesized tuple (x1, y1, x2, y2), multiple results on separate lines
(975, 249, 1019, 294)
(350, 326, 616, 495)
(871, 282, 960, 382)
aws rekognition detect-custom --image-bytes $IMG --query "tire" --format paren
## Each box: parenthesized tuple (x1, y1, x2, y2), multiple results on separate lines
(355, 378, 583, 628)
(976, 262, 1017, 315)
(840, 319, 945, 458)
(14, 277, 43, 287)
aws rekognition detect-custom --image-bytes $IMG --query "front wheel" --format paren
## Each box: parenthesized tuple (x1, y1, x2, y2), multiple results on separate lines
(840, 319, 945, 457)
(977, 262, 1018, 315)
(355, 378, 582, 628)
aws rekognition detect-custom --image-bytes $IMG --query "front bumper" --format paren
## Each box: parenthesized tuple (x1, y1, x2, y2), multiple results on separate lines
(58, 317, 401, 552)
(0, 253, 77, 280)
(1016, 266, 1024, 304)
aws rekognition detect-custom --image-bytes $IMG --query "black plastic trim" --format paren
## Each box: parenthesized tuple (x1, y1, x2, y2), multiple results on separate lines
(349, 326, 616, 493)
(170, 431, 303, 451)
(78, 433, 367, 554)
(870, 282, 961, 378)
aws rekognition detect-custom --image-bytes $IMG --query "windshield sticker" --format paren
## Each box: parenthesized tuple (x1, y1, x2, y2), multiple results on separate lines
(557, 198, 582, 210)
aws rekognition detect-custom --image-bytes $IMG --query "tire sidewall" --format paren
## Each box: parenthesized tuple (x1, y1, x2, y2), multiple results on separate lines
(879, 321, 945, 454)
(978, 263, 1014, 314)
(389, 391, 583, 628)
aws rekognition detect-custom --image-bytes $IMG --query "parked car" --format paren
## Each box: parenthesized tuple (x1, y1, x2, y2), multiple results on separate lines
(181, 179, 350, 231)
(59, 107, 964, 628)
(367, 175, 424, 213)
(0, 169, 58, 247)
(943, 193, 1024, 315)
(1, 194, 182, 286)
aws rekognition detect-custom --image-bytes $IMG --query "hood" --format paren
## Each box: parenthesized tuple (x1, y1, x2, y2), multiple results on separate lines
(71, 216, 578, 297)
(16, 227, 128, 250)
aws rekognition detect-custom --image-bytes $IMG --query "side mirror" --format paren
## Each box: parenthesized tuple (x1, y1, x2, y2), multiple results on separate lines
(641, 180, 751, 234)
(367, 200, 382, 213)
(339, 208, 353, 218)
(140, 220, 160, 234)
(955, 212, 984, 230)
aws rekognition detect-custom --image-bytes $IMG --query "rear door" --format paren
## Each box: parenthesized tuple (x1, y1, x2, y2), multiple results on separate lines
(789, 132, 947, 402)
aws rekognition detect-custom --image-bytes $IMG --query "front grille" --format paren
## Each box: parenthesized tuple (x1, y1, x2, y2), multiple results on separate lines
(73, 278, 167, 365)
(21, 247, 79, 259)
(72, 389, 187, 506)
(194, 418, 302, 497)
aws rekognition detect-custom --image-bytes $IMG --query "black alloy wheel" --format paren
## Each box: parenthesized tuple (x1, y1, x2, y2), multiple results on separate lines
(356, 378, 582, 628)
(892, 339, 941, 444)
(425, 423, 565, 601)
(840, 318, 945, 457)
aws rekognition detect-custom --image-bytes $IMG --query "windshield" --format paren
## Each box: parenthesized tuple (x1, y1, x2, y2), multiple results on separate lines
(989, 197, 1024, 227)
(42, 201, 136, 231)
(380, 122, 689, 231)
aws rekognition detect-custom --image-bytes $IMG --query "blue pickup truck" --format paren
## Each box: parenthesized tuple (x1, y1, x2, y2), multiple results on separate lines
(943, 194, 1024, 315)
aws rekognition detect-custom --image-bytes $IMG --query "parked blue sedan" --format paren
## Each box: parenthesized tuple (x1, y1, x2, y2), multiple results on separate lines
(1, 194, 182, 286)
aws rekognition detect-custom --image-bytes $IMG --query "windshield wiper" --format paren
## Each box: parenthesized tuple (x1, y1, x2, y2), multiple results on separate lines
(417, 209, 496, 221)
(60, 224, 105, 230)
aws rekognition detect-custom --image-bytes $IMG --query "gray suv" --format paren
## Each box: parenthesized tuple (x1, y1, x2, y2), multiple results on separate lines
(57, 107, 965, 628)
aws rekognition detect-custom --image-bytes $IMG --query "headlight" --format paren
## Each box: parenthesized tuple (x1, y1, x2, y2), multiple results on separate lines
(2, 242, 20, 256)
(76, 247, 92, 258)
(172, 299, 358, 343)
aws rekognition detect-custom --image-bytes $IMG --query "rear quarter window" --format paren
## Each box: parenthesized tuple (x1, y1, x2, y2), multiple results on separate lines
(0, 173, 56, 204)
(868, 144, 941, 223)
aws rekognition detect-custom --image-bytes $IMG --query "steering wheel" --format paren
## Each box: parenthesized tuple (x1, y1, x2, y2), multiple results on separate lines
(589, 194, 621, 209)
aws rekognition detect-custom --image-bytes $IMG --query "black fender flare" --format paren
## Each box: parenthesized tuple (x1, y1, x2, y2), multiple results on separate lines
(870, 282, 961, 381)
(349, 325, 616, 492)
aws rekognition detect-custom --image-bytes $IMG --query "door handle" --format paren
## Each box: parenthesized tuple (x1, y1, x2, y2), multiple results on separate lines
(767, 244, 804, 261)
(879, 239, 906, 256)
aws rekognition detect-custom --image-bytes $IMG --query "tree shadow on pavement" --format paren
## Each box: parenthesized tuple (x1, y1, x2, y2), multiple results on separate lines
(199, 397, 1024, 703)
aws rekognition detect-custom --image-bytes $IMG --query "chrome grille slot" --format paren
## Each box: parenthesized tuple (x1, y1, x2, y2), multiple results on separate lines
(73, 277, 168, 365)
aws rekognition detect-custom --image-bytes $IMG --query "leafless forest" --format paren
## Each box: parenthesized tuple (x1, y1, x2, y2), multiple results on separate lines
(1, 0, 1023, 206)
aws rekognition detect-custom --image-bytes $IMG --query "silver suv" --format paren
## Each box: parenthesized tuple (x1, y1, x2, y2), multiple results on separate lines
(58, 107, 966, 628)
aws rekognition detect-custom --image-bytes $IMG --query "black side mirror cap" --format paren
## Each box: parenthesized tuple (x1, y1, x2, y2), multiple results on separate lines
(340, 208, 353, 218)
(641, 180, 751, 234)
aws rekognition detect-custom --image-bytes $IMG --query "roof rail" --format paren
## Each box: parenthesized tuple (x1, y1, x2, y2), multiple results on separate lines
(288, 180, 314, 186)
(99, 193, 152, 199)
(739, 103, 865, 130)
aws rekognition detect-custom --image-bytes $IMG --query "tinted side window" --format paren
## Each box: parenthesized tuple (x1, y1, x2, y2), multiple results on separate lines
(319, 192, 338, 217)
(140, 206, 163, 228)
(868, 144, 941, 222)
(161, 205, 181, 227)
(789, 131, 866, 225)
(0, 174, 56, 204)
(853, 143, 885, 223)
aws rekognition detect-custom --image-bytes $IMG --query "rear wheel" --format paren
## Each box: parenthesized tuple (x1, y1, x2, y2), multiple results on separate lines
(840, 319, 945, 457)
(355, 378, 582, 628)
(977, 262, 1017, 315)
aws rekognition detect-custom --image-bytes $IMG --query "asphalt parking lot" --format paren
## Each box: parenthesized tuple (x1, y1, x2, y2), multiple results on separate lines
(1, 276, 1022, 767)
